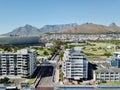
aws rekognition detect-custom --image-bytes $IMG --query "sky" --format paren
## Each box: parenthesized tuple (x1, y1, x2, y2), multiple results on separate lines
(0, 0, 120, 34)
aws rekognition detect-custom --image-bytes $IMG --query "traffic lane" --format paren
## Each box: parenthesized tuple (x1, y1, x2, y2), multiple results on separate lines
(53, 54, 59, 61)
(38, 66, 53, 87)
(36, 87, 54, 90)
(42, 66, 53, 77)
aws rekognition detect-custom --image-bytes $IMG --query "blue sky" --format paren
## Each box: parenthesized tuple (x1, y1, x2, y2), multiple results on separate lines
(0, 0, 120, 34)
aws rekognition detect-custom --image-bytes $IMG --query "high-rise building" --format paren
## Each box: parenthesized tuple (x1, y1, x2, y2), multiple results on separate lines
(0, 49, 37, 78)
(62, 47, 88, 80)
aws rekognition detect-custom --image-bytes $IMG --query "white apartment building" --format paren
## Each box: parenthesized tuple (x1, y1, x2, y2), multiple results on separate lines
(62, 47, 88, 80)
(0, 49, 37, 78)
(94, 52, 120, 82)
(94, 62, 120, 82)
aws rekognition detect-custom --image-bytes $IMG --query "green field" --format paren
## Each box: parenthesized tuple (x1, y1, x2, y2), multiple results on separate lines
(37, 49, 51, 56)
(28, 78, 36, 84)
(31, 46, 52, 56)
(100, 81, 120, 85)
(64, 41, 120, 61)
(66, 41, 120, 57)
(83, 42, 120, 56)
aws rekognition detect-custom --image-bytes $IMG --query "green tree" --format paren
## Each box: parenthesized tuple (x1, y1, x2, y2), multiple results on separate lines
(59, 51, 64, 61)
(104, 52, 112, 57)
(0, 77, 9, 84)
(43, 50, 49, 55)
(39, 47, 43, 50)
(3, 77, 9, 83)
(4, 47, 12, 52)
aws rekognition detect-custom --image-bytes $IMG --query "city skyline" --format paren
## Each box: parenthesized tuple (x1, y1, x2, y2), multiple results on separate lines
(0, 0, 120, 34)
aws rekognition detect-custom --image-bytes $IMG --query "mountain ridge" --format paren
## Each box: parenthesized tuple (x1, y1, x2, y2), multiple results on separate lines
(57, 23, 120, 34)
(2, 22, 120, 36)
(2, 23, 77, 36)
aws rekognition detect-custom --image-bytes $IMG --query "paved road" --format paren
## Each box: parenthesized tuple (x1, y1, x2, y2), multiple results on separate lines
(53, 54, 59, 61)
(36, 87, 54, 90)
(36, 50, 60, 89)
(38, 66, 53, 87)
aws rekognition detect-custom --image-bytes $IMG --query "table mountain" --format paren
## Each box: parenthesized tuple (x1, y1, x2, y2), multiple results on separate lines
(2, 23, 77, 36)
(39, 23, 77, 33)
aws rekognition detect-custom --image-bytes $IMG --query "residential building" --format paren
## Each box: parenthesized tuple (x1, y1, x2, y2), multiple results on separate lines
(0, 49, 37, 78)
(45, 43, 53, 48)
(93, 52, 120, 82)
(62, 47, 88, 80)
(93, 62, 120, 82)
(107, 45, 116, 49)
(41, 33, 120, 41)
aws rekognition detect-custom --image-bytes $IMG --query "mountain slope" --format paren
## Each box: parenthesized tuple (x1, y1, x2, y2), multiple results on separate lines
(108, 22, 120, 32)
(2, 23, 77, 36)
(57, 23, 120, 34)
(3, 24, 40, 36)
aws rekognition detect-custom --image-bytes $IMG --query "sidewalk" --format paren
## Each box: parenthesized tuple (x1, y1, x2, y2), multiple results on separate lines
(54, 68, 59, 84)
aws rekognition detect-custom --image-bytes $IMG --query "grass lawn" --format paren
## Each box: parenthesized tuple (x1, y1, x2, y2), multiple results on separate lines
(82, 42, 120, 56)
(10, 78, 26, 84)
(28, 78, 36, 84)
(67, 42, 120, 55)
(59, 69, 64, 82)
(31, 46, 52, 56)
(37, 48, 51, 56)
(100, 82, 120, 85)
(66, 41, 120, 61)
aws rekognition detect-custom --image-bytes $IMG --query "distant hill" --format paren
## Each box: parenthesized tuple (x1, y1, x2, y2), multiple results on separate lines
(2, 23, 77, 36)
(57, 23, 120, 34)
(3, 24, 40, 36)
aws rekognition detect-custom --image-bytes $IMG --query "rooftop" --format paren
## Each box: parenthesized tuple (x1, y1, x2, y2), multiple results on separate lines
(0, 48, 35, 54)
(95, 67, 120, 73)
(95, 62, 120, 73)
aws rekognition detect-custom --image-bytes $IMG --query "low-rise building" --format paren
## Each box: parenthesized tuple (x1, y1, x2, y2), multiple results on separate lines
(94, 62, 120, 82)
(0, 49, 37, 78)
(62, 47, 88, 80)
(93, 52, 120, 82)
(45, 43, 53, 48)
(107, 45, 116, 49)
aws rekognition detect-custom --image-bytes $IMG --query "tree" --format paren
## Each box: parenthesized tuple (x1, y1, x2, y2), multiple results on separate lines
(4, 47, 12, 52)
(43, 50, 49, 55)
(39, 47, 43, 50)
(3, 77, 9, 83)
(64, 44, 68, 49)
(59, 51, 64, 61)
(104, 52, 112, 57)
(0, 77, 9, 84)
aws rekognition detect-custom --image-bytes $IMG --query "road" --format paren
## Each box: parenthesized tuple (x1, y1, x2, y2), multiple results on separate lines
(38, 66, 53, 87)
(36, 50, 60, 88)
